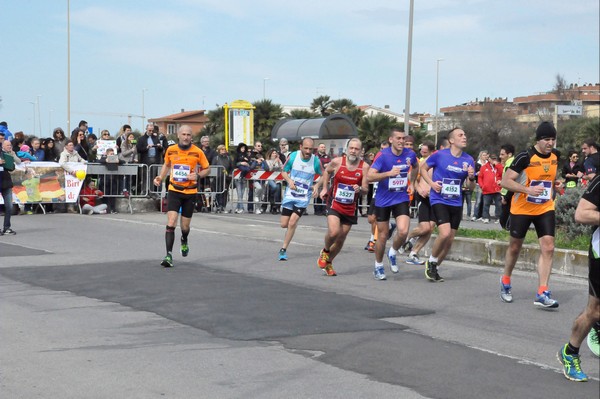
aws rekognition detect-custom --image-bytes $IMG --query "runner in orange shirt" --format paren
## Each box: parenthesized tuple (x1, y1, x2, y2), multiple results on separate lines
(153, 125, 210, 267)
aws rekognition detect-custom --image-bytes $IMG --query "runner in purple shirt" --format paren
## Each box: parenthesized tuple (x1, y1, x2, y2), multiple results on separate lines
(367, 129, 418, 280)
(419, 128, 476, 282)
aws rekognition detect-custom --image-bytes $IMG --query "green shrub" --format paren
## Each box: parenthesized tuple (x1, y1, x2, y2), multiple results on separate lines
(555, 187, 592, 238)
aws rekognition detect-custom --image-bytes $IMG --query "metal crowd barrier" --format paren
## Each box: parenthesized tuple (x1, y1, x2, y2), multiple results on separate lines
(148, 164, 227, 213)
(85, 163, 149, 214)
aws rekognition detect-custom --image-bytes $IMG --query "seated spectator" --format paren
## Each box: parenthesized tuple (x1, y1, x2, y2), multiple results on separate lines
(79, 178, 108, 215)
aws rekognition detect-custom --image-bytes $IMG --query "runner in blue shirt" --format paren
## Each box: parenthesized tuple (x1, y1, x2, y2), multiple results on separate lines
(420, 128, 476, 282)
(367, 129, 418, 280)
(278, 137, 323, 261)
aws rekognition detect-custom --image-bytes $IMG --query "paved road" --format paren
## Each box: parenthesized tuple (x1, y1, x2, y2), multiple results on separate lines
(1, 211, 597, 398)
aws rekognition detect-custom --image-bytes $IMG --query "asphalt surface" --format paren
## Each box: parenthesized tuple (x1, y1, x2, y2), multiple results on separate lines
(0, 210, 598, 398)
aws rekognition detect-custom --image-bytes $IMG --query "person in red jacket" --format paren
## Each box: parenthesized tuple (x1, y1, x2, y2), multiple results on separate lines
(478, 154, 503, 223)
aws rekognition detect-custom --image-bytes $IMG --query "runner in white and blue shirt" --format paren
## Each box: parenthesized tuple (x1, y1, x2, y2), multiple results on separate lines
(278, 137, 323, 261)
(419, 128, 476, 282)
(367, 129, 418, 280)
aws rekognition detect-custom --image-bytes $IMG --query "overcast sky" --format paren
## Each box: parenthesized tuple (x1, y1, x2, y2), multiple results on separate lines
(1, 0, 598, 136)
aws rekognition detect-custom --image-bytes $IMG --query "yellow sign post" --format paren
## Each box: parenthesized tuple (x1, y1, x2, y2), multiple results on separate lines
(223, 100, 255, 151)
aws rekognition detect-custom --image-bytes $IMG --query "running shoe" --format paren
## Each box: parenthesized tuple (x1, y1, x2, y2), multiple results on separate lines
(387, 248, 399, 273)
(557, 344, 588, 382)
(161, 254, 173, 268)
(278, 248, 288, 261)
(181, 241, 189, 257)
(401, 240, 413, 254)
(324, 264, 337, 276)
(425, 260, 443, 282)
(373, 265, 387, 281)
(500, 279, 513, 303)
(388, 223, 396, 241)
(2, 228, 16, 235)
(364, 240, 375, 252)
(317, 249, 330, 269)
(534, 290, 559, 308)
(405, 253, 425, 265)
(587, 328, 600, 357)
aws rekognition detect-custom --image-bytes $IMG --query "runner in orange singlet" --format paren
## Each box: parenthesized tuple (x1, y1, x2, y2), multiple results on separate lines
(153, 125, 210, 267)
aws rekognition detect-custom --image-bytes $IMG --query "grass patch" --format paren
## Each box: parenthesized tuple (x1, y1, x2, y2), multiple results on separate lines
(433, 227, 588, 251)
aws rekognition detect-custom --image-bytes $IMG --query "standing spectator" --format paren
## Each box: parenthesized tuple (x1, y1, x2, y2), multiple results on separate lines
(248, 141, 265, 214)
(278, 138, 290, 163)
(71, 120, 88, 140)
(137, 123, 166, 194)
(115, 124, 132, 149)
(86, 133, 99, 162)
(404, 135, 416, 151)
(265, 148, 284, 214)
(234, 143, 252, 213)
(118, 132, 138, 197)
(478, 154, 503, 223)
(0, 121, 14, 142)
(199, 136, 216, 165)
(73, 129, 89, 160)
(11, 131, 25, 153)
(314, 143, 332, 216)
(499, 143, 515, 229)
(581, 139, 599, 182)
(59, 140, 86, 213)
(30, 138, 45, 161)
(212, 144, 233, 213)
(471, 150, 489, 221)
(0, 139, 17, 235)
(43, 138, 59, 162)
(562, 150, 584, 190)
(53, 127, 68, 154)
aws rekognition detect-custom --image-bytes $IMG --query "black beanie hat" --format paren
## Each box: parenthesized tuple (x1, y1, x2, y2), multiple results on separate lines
(536, 121, 557, 140)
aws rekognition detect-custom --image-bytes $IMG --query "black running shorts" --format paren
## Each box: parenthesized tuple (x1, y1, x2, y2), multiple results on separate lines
(589, 247, 600, 298)
(374, 202, 410, 222)
(415, 192, 434, 224)
(327, 208, 358, 225)
(431, 203, 463, 230)
(509, 211, 555, 239)
(167, 190, 196, 218)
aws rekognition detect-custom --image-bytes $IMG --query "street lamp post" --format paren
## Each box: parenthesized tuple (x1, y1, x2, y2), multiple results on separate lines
(28, 101, 36, 134)
(435, 58, 444, 146)
(142, 88, 148, 131)
(67, 0, 71, 135)
(263, 77, 269, 100)
(403, 0, 414, 133)
(36, 94, 42, 136)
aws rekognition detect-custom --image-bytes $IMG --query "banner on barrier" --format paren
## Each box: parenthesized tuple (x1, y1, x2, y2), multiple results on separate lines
(0, 162, 86, 205)
(232, 169, 320, 181)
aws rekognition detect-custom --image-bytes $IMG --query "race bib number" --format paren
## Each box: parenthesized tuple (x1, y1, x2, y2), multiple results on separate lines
(441, 178, 461, 199)
(389, 174, 408, 192)
(334, 183, 355, 204)
(526, 180, 552, 204)
(172, 164, 191, 183)
(291, 181, 309, 199)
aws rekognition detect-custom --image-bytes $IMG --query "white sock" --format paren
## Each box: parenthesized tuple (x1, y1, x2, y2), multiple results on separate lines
(375, 261, 384, 267)
(369, 234, 375, 241)
(389, 247, 398, 256)
(429, 256, 439, 263)
(410, 251, 417, 257)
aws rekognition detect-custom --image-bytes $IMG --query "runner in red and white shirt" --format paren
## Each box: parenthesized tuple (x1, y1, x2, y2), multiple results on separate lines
(317, 138, 369, 276)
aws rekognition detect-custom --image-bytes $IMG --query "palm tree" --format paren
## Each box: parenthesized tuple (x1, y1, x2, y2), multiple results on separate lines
(330, 98, 356, 114)
(358, 114, 402, 151)
(310, 95, 333, 116)
(286, 109, 319, 119)
(252, 99, 284, 146)
(197, 105, 225, 147)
